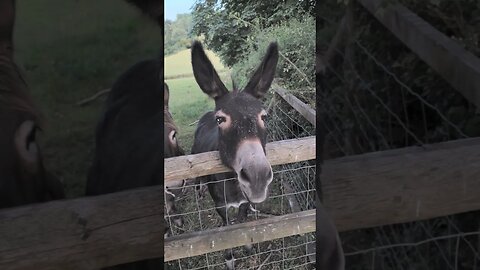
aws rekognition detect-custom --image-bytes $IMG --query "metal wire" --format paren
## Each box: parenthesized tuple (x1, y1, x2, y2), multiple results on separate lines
(165, 97, 316, 269)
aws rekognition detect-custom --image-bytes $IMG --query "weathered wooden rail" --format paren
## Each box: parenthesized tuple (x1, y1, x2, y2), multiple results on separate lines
(272, 86, 316, 127)
(165, 136, 316, 183)
(0, 186, 164, 270)
(165, 137, 480, 261)
(317, 0, 480, 230)
(165, 209, 316, 261)
(1, 136, 480, 267)
(164, 136, 317, 261)
(357, 0, 480, 108)
(323, 137, 480, 232)
(0, 137, 316, 269)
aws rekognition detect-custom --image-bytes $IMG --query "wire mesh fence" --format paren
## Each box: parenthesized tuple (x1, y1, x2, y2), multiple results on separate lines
(319, 2, 480, 269)
(164, 88, 316, 270)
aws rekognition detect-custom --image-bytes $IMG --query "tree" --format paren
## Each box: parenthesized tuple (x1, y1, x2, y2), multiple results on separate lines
(164, 13, 193, 55)
(191, 0, 314, 67)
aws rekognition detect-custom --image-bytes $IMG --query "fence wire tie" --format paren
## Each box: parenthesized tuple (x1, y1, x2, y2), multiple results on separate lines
(165, 189, 176, 198)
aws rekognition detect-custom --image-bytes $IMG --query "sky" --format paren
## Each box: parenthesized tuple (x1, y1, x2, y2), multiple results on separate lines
(165, 0, 197, 21)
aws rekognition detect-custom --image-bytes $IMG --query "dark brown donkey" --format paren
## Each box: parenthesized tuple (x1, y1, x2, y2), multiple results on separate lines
(164, 82, 186, 229)
(86, 59, 166, 270)
(86, 1, 171, 269)
(191, 41, 278, 269)
(0, 0, 64, 209)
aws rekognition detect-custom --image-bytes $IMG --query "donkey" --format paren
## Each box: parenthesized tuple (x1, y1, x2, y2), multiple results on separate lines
(86, 0, 168, 269)
(191, 41, 278, 268)
(164, 82, 186, 229)
(86, 58, 166, 270)
(0, 0, 65, 208)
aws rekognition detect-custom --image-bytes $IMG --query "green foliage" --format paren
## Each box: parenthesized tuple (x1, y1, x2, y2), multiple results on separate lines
(231, 16, 315, 95)
(164, 13, 194, 55)
(191, 0, 314, 67)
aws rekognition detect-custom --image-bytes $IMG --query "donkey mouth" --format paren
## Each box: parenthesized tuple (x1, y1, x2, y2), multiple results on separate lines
(239, 183, 269, 204)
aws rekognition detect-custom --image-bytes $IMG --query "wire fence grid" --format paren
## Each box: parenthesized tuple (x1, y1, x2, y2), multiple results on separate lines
(319, 4, 480, 269)
(164, 89, 317, 270)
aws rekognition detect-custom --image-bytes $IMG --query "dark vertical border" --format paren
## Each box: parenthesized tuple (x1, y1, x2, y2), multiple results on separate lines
(161, 0, 166, 263)
(316, 1, 346, 269)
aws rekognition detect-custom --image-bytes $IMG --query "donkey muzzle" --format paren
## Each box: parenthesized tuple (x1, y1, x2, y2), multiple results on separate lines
(234, 139, 273, 203)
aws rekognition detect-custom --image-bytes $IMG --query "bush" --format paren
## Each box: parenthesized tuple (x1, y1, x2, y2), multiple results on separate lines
(231, 16, 315, 96)
(191, 0, 314, 67)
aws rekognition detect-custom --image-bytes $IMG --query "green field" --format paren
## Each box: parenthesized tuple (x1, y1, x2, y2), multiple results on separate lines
(165, 48, 226, 79)
(165, 49, 229, 151)
(14, 0, 161, 198)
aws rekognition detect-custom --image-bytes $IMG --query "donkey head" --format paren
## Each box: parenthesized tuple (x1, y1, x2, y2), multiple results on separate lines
(191, 41, 278, 203)
(164, 82, 184, 158)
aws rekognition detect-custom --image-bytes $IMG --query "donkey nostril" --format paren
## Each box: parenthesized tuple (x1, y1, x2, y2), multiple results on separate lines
(240, 169, 250, 182)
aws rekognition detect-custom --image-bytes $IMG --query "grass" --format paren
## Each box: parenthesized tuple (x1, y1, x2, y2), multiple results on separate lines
(165, 48, 230, 152)
(14, 0, 161, 198)
(166, 78, 214, 151)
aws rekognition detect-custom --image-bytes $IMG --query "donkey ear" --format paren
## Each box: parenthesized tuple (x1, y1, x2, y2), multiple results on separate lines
(0, 0, 15, 57)
(164, 82, 169, 110)
(14, 120, 41, 174)
(191, 41, 229, 99)
(244, 42, 279, 99)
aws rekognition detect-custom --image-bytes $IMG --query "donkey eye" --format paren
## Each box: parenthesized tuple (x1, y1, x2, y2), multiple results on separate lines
(216, 116, 226, 125)
(261, 114, 268, 121)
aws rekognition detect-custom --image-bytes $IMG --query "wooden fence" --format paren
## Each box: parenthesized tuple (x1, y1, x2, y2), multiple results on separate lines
(272, 86, 316, 127)
(164, 136, 315, 184)
(358, 0, 480, 109)
(319, 0, 480, 109)
(317, 0, 480, 230)
(323, 137, 480, 232)
(2, 0, 480, 267)
(0, 135, 316, 269)
(0, 186, 164, 270)
(164, 136, 316, 261)
(2, 86, 480, 268)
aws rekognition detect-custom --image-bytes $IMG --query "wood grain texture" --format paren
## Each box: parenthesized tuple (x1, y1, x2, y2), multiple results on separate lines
(0, 186, 164, 270)
(164, 136, 316, 183)
(322, 138, 480, 232)
(164, 210, 315, 261)
(4, 137, 480, 267)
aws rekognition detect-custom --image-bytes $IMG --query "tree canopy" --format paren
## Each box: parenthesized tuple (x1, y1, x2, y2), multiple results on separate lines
(191, 0, 315, 67)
